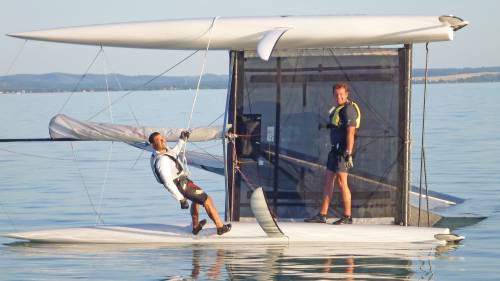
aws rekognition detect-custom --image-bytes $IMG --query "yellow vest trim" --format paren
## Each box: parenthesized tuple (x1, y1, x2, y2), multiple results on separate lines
(330, 101, 361, 129)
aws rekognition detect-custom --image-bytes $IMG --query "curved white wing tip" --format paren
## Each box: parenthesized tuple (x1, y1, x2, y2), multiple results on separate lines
(257, 27, 290, 61)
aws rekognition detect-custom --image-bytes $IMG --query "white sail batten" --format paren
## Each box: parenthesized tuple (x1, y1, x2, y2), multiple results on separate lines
(9, 16, 466, 51)
(49, 114, 223, 142)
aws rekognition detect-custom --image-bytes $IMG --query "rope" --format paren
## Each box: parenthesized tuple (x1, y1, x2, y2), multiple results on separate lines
(186, 16, 219, 130)
(418, 42, 431, 227)
(58, 47, 103, 113)
(235, 166, 259, 192)
(87, 50, 199, 121)
(181, 16, 219, 176)
(69, 142, 104, 224)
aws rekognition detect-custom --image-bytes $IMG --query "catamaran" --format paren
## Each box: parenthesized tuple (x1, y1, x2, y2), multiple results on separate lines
(2, 15, 482, 244)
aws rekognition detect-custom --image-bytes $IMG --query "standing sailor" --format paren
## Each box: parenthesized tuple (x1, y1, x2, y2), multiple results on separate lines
(305, 82, 361, 224)
(149, 131, 231, 235)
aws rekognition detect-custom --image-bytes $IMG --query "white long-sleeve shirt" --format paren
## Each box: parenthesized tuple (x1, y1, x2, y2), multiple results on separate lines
(150, 139, 186, 201)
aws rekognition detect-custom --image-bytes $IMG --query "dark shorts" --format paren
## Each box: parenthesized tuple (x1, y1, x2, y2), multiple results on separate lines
(326, 149, 349, 173)
(174, 176, 209, 206)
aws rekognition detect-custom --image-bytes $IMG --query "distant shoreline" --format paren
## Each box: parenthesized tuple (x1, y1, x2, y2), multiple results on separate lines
(2, 67, 500, 94)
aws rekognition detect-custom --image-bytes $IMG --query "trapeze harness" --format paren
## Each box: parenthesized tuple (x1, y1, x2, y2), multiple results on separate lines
(151, 152, 184, 185)
(151, 151, 209, 205)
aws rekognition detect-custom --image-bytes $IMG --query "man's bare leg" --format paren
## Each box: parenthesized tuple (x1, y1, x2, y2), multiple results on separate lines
(190, 202, 200, 228)
(305, 170, 336, 222)
(336, 172, 351, 217)
(203, 196, 224, 228)
(204, 196, 231, 235)
(319, 170, 337, 216)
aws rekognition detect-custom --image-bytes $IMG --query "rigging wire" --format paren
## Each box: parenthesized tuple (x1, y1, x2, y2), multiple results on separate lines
(94, 48, 115, 225)
(58, 47, 103, 113)
(0, 201, 18, 232)
(96, 143, 113, 225)
(102, 48, 124, 91)
(69, 142, 105, 225)
(418, 42, 431, 227)
(189, 142, 225, 165)
(102, 47, 114, 124)
(2, 40, 27, 79)
(87, 50, 200, 121)
(205, 112, 225, 127)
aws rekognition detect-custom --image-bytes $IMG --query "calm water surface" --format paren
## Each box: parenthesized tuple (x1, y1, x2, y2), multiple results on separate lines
(0, 84, 499, 280)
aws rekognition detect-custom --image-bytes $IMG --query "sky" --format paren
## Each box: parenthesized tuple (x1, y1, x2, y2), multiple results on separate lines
(0, 0, 498, 76)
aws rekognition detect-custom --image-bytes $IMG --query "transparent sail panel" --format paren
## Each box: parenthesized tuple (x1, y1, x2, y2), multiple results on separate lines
(232, 48, 406, 221)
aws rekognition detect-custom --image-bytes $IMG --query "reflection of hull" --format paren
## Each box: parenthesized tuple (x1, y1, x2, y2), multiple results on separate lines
(6, 242, 447, 280)
(3, 222, 451, 244)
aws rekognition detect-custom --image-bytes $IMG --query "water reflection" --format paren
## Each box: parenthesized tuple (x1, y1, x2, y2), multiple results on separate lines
(4, 242, 459, 280)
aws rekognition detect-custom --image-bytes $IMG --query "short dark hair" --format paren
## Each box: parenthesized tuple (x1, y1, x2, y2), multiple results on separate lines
(333, 82, 349, 94)
(148, 132, 161, 144)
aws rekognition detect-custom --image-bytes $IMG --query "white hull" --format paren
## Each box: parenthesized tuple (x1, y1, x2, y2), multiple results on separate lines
(3, 222, 452, 244)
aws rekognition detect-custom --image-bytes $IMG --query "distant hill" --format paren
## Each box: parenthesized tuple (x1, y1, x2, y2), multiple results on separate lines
(0, 73, 228, 93)
(412, 66, 500, 84)
(2, 67, 500, 93)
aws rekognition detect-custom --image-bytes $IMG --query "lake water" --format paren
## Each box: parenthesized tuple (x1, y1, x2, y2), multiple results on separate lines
(0, 83, 499, 280)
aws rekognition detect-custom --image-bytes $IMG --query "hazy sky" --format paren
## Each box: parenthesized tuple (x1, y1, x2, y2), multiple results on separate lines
(0, 0, 497, 76)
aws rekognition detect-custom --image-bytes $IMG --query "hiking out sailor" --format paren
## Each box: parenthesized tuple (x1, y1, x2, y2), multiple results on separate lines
(149, 131, 231, 235)
(305, 82, 361, 224)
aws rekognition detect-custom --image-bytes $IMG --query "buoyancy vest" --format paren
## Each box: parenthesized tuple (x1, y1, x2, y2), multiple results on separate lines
(329, 100, 361, 129)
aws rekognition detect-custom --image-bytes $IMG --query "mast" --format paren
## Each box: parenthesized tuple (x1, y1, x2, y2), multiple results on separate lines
(399, 44, 413, 226)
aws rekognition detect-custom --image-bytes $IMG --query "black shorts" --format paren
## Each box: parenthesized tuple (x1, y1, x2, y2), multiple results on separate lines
(174, 176, 209, 205)
(326, 149, 349, 173)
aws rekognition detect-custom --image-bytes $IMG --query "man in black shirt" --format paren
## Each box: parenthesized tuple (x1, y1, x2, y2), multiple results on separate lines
(305, 82, 360, 224)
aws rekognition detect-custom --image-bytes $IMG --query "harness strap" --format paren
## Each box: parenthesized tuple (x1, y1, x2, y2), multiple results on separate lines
(151, 153, 184, 184)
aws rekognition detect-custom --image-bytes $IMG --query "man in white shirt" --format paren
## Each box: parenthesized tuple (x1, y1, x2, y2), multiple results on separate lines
(149, 131, 231, 235)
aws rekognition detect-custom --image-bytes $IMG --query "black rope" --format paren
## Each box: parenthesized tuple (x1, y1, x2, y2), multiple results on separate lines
(0, 138, 78, 142)
(418, 43, 431, 227)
